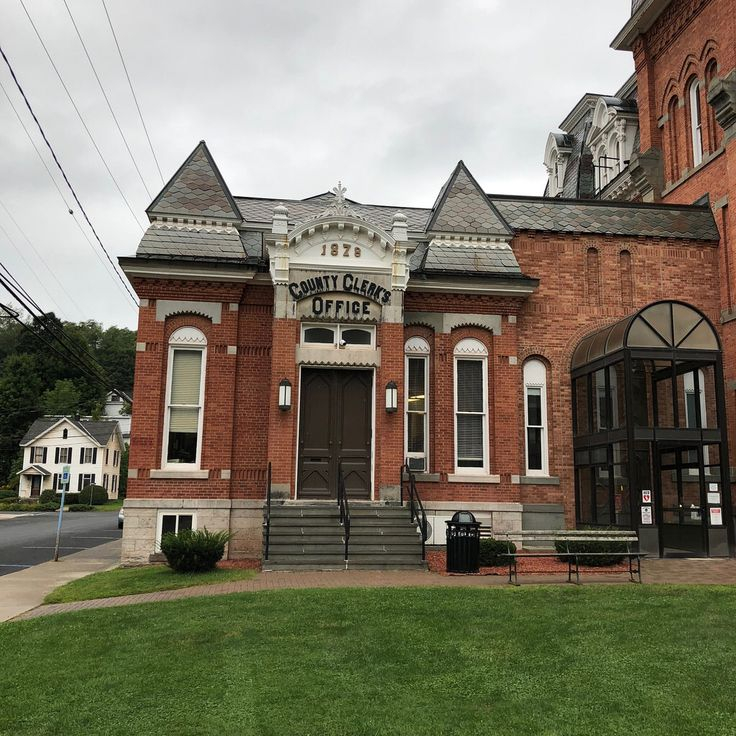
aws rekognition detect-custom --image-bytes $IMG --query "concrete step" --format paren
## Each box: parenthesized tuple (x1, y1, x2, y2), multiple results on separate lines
(268, 533, 416, 545)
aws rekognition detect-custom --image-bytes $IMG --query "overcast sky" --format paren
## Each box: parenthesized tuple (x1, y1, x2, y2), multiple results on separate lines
(0, 0, 634, 329)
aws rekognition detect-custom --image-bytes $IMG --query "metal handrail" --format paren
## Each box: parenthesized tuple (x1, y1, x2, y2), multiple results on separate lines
(402, 461, 429, 561)
(337, 461, 350, 561)
(263, 461, 272, 560)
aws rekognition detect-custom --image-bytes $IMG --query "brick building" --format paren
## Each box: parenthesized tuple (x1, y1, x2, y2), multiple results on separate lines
(120, 0, 736, 564)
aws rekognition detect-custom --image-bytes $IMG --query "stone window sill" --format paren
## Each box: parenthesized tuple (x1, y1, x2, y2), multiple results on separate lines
(401, 472, 441, 482)
(448, 474, 501, 484)
(149, 469, 210, 480)
(514, 475, 560, 486)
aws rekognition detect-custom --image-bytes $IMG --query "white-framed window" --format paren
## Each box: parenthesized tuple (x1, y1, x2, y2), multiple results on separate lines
(80, 447, 96, 464)
(689, 78, 703, 167)
(112, 475, 117, 494)
(301, 323, 375, 349)
(163, 327, 207, 467)
(57, 447, 71, 464)
(524, 360, 548, 475)
(156, 511, 196, 548)
(105, 449, 110, 464)
(454, 338, 489, 473)
(77, 473, 95, 491)
(113, 450, 120, 467)
(405, 337, 430, 472)
(31, 446, 46, 463)
(103, 474, 109, 490)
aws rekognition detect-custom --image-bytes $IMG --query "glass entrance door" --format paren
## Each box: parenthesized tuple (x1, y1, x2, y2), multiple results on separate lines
(656, 445, 707, 557)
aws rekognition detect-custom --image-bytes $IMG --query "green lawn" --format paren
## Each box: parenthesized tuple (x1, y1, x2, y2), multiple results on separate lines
(44, 565, 257, 603)
(2, 586, 736, 735)
(93, 498, 124, 512)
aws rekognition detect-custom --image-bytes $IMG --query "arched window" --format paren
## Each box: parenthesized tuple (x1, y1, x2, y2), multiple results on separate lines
(524, 360, 548, 475)
(405, 337, 430, 472)
(164, 327, 207, 467)
(667, 96, 680, 182)
(705, 60, 721, 151)
(586, 247, 600, 305)
(454, 338, 488, 473)
(688, 78, 703, 166)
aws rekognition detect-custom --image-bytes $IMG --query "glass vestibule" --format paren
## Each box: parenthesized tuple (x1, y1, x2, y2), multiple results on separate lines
(571, 301, 732, 557)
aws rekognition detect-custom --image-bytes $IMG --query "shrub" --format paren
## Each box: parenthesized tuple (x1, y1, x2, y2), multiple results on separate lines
(69, 504, 95, 512)
(63, 493, 82, 506)
(555, 534, 628, 567)
(0, 488, 18, 500)
(160, 528, 233, 573)
(40, 488, 56, 503)
(80, 485, 108, 506)
(479, 538, 517, 567)
(0, 501, 59, 512)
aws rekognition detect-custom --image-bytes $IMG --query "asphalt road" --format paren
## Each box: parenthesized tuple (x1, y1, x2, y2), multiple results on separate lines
(0, 512, 122, 576)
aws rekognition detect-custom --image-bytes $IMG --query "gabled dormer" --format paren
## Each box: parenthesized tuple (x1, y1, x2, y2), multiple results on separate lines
(146, 140, 242, 227)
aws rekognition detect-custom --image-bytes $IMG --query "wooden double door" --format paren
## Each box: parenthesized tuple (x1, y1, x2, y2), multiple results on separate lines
(297, 368, 372, 500)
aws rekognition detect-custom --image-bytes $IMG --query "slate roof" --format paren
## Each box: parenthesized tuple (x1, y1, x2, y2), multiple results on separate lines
(21, 418, 120, 446)
(137, 224, 248, 261)
(427, 161, 512, 236)
(147, 141, 241, 222)
(420, 242, 525, 277)
(234, 194, 430, 231)
(490, 196, 720, 241)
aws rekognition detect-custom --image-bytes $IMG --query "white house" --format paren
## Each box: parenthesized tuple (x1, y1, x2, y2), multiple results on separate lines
(18, 417, 123, 499)
(103, 390, 132, 441)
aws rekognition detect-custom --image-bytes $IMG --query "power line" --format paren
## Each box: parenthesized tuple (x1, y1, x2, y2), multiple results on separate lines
(17, 0, 146, 232)
(100, 0, 164, 185)
(0, 217, 64, 317)
(0, 195, 87, 319)
(0, 75, 140, 311)
(62, 0, 153, 200)
(0, 271, 110, 387)
(0, 42, 140, 308)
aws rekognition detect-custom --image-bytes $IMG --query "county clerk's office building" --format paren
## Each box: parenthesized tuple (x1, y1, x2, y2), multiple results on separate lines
(119, 0, 736, 565)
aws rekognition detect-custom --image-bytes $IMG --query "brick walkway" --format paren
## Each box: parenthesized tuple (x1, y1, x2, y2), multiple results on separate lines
(11, 558, 736, 622)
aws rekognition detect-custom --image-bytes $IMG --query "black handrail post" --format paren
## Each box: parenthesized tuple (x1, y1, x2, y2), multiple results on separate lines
(263, 461, 272, 561)
(337, 461, 350, 563)
(403, 460, 428, 562)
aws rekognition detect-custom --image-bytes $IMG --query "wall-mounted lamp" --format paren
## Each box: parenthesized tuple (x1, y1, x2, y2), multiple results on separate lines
(278, 378, 292, 411)
(385, 381, 398, 413)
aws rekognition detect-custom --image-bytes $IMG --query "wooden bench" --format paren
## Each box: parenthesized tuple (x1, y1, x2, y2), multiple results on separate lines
(496, 529, 645, 585)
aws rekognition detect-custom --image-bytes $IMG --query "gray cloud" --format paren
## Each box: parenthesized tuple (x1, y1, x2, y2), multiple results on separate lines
(0, 0, 633, 327)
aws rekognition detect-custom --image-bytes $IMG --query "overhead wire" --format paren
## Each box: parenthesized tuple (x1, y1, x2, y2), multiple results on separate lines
(61, 0, 154, 200)
(0, 42, 140, 308)
(0, 217, 64, 317)
(16, 0, 146, 232)
(0, 195, 87, 319)
(0, 271, 110, 387)
(0, 75, 140, 312)
(100, 0, 164, 185)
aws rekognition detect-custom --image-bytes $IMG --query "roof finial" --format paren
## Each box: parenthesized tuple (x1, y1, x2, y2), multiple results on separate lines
(332, 181, 347, 206)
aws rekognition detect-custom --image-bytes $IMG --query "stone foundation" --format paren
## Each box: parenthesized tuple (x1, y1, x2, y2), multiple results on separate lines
(121, 498, 264, 564)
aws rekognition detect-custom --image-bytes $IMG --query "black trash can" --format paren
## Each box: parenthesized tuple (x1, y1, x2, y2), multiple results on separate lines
(446, 510, 481, 573)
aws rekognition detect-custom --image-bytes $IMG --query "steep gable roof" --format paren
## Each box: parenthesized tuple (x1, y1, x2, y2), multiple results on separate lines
(20, 417, 120, 446)
(146, 141, 242, 223)
(427, 161, 512, 237)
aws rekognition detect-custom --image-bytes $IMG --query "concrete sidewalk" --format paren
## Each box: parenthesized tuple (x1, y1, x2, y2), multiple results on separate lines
(0, 540, 121, 622)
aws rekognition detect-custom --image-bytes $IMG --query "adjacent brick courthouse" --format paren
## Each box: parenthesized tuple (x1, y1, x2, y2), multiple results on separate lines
(120, 0, 736, 564)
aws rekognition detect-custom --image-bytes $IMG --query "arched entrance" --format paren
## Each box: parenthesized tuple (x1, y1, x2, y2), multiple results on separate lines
(571, 301, 733, 557)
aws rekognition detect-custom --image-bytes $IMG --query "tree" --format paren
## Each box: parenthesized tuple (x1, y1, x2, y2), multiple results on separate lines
(41, 379, 81, 415)
(0, 354, 43, 481)
(119, 443, 129, 498)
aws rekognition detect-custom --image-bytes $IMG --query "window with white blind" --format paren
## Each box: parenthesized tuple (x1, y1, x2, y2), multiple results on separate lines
(454, 339, 488, 472)
(689, 78, 703, 167)
(405, 337, 430, 472)
(524, 360, 548, 475)
(163, 327, 207, 467)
